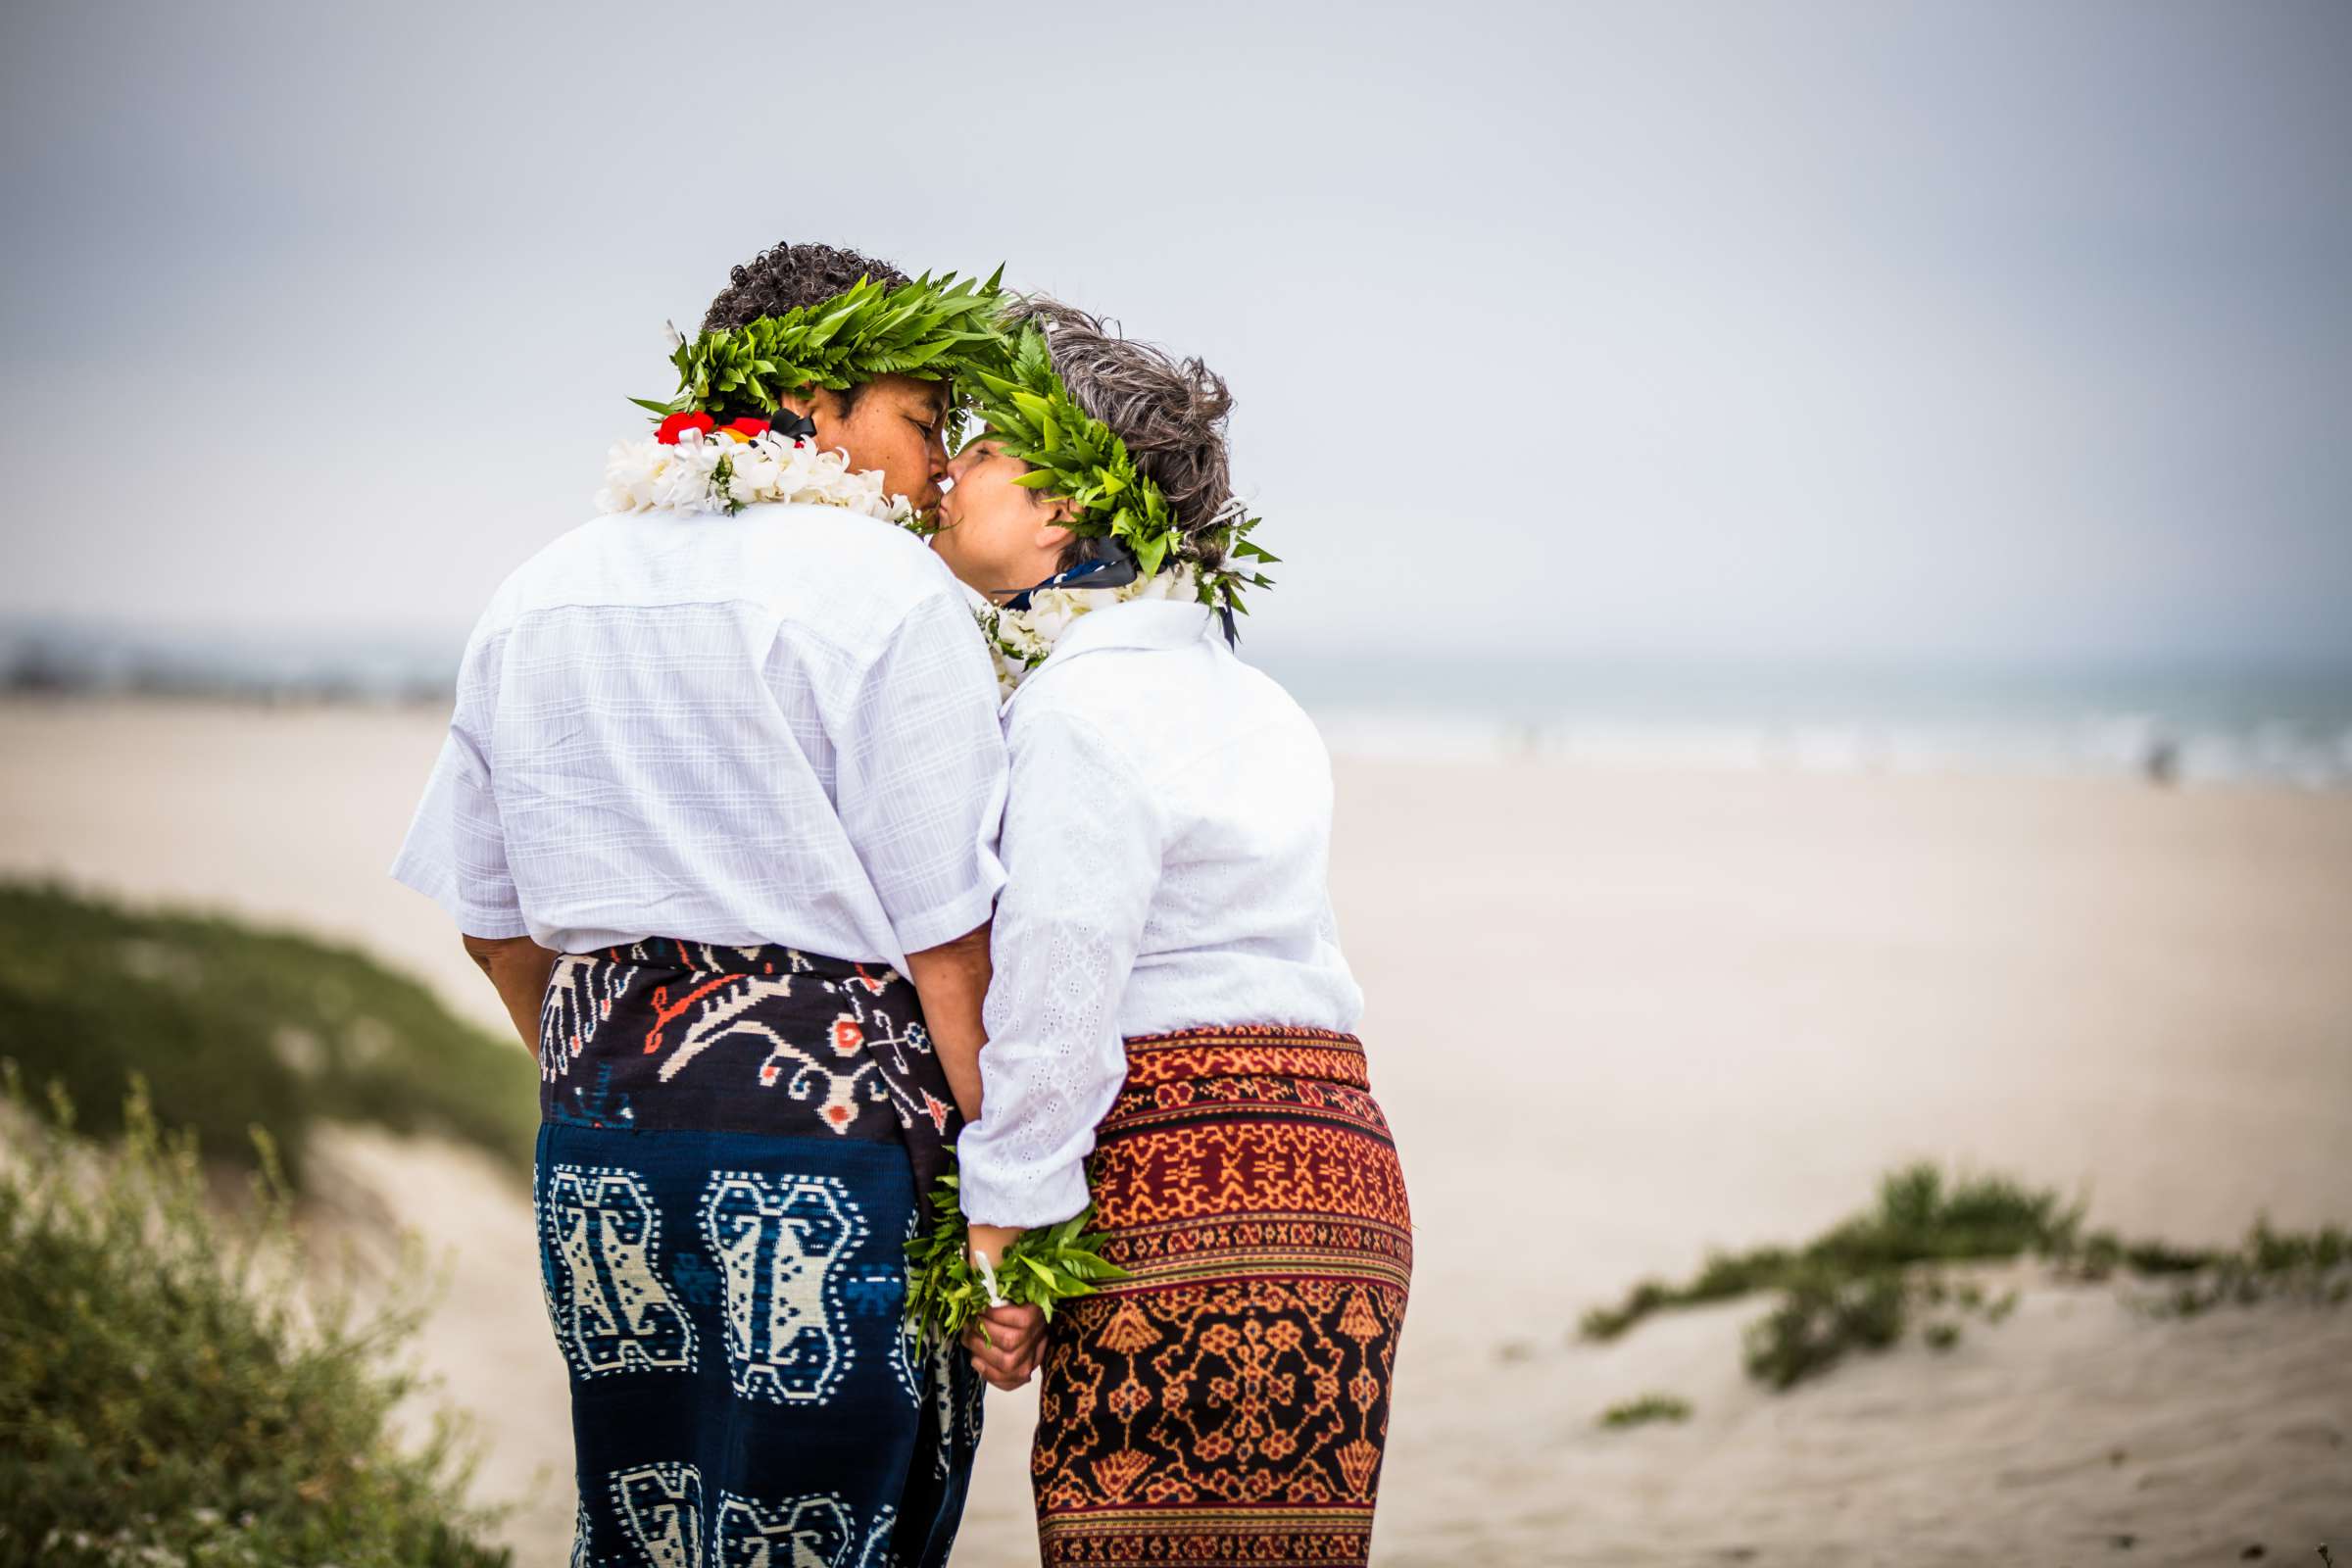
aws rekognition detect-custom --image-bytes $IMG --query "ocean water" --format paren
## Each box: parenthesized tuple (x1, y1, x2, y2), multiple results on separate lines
(1250, 650, 2352, 789)
(8, 619, 2350, 789)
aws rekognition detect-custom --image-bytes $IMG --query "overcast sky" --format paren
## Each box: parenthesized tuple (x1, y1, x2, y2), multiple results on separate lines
(3, 0, 2347, 674)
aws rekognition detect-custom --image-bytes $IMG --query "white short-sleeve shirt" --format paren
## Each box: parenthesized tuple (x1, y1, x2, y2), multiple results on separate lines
(391, 504, 1008, 964)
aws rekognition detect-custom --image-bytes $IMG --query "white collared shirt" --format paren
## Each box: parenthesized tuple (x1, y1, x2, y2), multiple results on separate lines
(391, 504, 1008, 964)
(956, 598, 1364, 1227)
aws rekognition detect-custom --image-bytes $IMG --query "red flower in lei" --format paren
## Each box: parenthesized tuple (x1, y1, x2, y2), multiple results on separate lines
(655, 410, 715, 445)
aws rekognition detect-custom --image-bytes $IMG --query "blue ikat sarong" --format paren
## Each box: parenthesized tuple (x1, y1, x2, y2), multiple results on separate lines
(534, 942, 981, 1568)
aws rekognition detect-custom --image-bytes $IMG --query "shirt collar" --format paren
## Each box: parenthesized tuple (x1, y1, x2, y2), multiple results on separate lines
(1005, 598, 1217, 711)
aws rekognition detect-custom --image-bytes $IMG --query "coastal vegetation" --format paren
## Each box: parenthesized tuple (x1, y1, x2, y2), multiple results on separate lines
(1597, 1392, 1692, 1430)
(0, 881, 535, 1192)
(0, 1074, 507, 1567)
(1583, 1163, 2349, 1392)
(0, 883, 528, 1563)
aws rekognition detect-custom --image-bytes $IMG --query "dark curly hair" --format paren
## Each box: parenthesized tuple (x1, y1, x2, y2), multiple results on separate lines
(700, 240, 914, 413)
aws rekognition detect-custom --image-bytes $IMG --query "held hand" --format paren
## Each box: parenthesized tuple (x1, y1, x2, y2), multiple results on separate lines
(960, 1222, 1044, 1389)
(963, 1301, 1046, 1391)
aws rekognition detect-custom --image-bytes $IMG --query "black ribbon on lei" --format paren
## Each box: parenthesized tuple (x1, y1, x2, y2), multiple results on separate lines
(1004, 544, 1138, 612)
(767, 408, 818, 442)
(1005, 540, 1241, 650)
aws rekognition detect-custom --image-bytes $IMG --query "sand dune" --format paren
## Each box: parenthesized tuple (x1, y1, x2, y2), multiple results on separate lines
(4, 698, 2348, 1565)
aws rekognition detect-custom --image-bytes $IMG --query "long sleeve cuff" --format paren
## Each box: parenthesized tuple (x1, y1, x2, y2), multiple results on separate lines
(953, 1130, 1093, 1230)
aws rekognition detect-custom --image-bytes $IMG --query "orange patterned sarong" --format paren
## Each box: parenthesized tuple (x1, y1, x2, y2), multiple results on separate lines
(1031, 1026, 1412, 1565)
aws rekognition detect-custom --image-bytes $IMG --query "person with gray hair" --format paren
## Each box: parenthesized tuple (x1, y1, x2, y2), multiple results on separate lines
(929, 300, 1245, 605)
(927, 300, 1411, 1567)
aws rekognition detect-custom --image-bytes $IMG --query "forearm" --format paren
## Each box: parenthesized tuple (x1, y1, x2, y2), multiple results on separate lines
(902, 921, 992, 1125)
(462, 933, 559, 1052)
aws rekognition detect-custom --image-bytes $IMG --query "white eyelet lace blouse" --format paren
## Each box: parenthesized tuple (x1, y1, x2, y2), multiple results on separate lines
(955, 598, 1365, 1228)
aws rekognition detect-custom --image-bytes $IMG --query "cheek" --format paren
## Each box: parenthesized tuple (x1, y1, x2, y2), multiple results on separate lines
(841, 410, 921, 482)
(956, 473, 1024, 547)
(875, 427, 921, 479)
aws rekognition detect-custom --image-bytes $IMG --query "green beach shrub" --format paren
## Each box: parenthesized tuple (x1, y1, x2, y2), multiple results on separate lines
(1597, 1392, 1693, 1430)
(1580, 1164, 2076, 1344)
(0, 1072, 509, 1567)
(1583, 1162, 2349, 1393)
(0, 881, 535, 1191)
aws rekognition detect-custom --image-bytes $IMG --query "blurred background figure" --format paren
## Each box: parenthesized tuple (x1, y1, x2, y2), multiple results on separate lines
(2, 3, 2346, 1565)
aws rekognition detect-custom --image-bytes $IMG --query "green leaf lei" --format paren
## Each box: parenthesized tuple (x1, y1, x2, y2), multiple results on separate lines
(634, 269, 1008, 422)
(904, 1169, 1127, 1351)
(631, 271, 1281, 619)
(964, 321, 1279, 620)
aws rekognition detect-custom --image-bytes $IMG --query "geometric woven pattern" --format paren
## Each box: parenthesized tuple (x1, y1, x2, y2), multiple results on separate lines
(540, 1164, 698, 1381)
(1031, 1026, 1410, 1565)
(534, 941, 982, 1568)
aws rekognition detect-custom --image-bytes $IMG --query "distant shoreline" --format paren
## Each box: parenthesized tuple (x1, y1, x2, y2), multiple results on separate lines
(8, 688, 2350, 790)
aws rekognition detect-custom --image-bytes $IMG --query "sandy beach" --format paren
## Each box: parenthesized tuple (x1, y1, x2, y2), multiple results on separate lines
(2, 696, 2347, 1566)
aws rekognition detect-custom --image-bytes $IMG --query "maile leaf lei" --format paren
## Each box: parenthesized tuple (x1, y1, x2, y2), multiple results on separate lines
(636, 270, 1008, 423)
(963, 322, 1278, 621)
(904, 1169, 1127, 1351)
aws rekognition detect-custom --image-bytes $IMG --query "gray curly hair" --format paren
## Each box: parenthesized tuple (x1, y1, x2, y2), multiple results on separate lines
(1013, 298, 1239, 570)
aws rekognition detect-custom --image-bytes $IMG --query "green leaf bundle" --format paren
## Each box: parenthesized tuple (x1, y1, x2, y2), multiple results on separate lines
(903, 1169, 1128, 1352)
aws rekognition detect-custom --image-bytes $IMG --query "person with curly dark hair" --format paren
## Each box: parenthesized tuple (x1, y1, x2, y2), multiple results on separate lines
(700, 239, 912, 330)
(393, 238, 1006, 1568)
(697, 239, 956, 514)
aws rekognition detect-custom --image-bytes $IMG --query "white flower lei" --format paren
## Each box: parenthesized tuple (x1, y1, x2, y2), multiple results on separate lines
(960, 564, 1206, 700)
(595, 427, 915, 523)
(592, 426, 1202, 700)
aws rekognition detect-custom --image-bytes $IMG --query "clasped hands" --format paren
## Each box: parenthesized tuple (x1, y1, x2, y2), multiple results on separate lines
(962, 1221, 1047, 1391)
